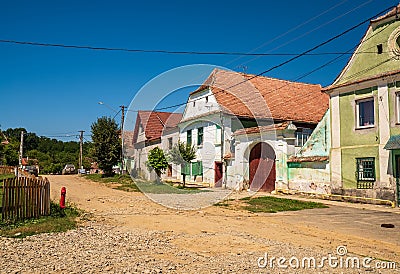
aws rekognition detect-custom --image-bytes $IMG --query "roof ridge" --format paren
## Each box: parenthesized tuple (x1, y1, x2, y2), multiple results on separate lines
(243, 73, 320, 87)
(214, 68, 320, 87)
(371, 3, 400, 23)
(138, 110, 182, 115)
(154, 112, 166, 127)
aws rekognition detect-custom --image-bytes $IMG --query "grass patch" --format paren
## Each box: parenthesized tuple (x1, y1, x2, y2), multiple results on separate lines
(84, 174, 208, 194)
(240, 196, 328, 213)
(0, 174, 15, 181)
(0, 202, 80, 238)
(215, 196, 328, 213)
(135, 181, 209, 194)
(84, 174, 140, 192)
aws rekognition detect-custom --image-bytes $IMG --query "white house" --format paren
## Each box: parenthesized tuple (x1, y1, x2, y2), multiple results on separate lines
(131, 110, 182, 181)
(179, 68, 329, 191)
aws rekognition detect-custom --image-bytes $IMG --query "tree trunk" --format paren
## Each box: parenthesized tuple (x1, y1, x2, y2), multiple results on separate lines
(182, 174, 186, 188)
(156, 170, 161, 184)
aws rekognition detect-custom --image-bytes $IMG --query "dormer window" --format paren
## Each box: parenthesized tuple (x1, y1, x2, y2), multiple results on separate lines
(377, 44, 383, 54)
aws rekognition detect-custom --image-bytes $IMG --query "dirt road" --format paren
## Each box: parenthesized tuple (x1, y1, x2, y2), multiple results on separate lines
(5, 174, 397, 273)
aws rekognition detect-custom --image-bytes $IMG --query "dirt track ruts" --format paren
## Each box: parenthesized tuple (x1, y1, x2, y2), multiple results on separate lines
(1, 175, 399, 273)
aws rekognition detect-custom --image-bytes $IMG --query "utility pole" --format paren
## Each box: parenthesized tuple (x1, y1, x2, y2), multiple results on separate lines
(78, 130, 85, 169)
(18, 131, 24, 168)
(120, 105, 126, 174)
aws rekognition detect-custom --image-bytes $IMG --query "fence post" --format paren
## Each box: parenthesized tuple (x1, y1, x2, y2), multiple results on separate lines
(1, 177, 51, 222)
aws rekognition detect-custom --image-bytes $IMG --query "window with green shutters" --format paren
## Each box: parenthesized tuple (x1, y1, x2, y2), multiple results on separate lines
(197, 127, 203, 145)
(181, 163, 190, 175)
(191, 161, 203, 176)
(187, 129, 192, 145)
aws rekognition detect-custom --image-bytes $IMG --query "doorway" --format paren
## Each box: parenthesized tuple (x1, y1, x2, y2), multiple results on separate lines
(167, 164, 172, 177)
(215, 162, 223, 187)
(249, 142, 276, 192)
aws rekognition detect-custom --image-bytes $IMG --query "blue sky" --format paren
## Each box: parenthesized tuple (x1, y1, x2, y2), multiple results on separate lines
(0, 0, 397, 140)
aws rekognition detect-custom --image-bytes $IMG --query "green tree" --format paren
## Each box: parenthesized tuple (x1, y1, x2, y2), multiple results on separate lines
(167, 141, 196, 187)
(146, 147, 168, 182)
(4, 143, 19, 166)
(91, 116, 121, 176)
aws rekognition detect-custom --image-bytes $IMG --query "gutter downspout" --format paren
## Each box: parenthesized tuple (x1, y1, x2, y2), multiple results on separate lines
(220, 110, 226, 188)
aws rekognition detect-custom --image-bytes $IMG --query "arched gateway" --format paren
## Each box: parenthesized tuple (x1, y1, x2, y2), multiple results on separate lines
(249, 142, 276, 192)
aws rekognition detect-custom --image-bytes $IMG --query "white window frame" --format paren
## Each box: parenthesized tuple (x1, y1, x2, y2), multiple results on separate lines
(396, 92, 400, 124)
(215, 124, 222, 145)
(168, 137, 173, 149)
(356, 97, 375, 129)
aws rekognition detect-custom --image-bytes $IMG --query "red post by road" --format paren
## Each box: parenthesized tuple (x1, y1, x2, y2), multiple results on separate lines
(60, 187, 66, 209)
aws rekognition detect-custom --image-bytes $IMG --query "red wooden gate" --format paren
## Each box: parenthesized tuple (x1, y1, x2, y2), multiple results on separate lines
(249, 142, 276, 192)
(214, 162, 223, 187)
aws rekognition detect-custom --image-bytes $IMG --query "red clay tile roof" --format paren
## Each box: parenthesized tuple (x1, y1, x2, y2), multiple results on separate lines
(193, 69, 328, 124)
(287, 156, 329, 163)
(371, 4, 400, 23)
(133, 111, 182, 144)
(233, 122, 290, 136)
(323, 69, 400, 92)
(21, 158, 28, 166)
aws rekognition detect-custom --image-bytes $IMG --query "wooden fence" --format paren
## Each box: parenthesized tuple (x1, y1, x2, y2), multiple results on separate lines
(1, 177, 50, 222)
(0, 166, 14, 175)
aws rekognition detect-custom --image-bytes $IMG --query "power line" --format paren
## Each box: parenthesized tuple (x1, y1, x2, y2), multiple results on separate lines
(230, 5, 396, 90)
(235, 0, 371, 67)
(0, 38, 382, 57)
(148, 5, 396, 112)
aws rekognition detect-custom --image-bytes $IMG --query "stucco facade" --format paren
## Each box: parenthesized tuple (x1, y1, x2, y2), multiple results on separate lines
(179, 69, 328, 191)
(178, 88, 232, 185)
(324, 6, 400, 204)
(287, 110, 331, 194)
(131, 111, 182, 181)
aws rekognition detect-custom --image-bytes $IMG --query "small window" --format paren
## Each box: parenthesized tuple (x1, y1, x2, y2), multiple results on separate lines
(205, 96, 208, 103)
(295, 128, 313, 147)
(168, 137, 173, 149)
(356, 98, 374, 128)
(197, 127, 203, 146)
(396, 92, 400, 123)
(356, 157, 375, 189)
(215, 124, 221, 145)
(377, 44, 383, 54)
(193, 101, 196, 107)
(187, 130, 192, 145)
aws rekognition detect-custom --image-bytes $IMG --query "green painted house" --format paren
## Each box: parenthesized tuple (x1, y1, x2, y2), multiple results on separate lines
(323, 5, 400, 206)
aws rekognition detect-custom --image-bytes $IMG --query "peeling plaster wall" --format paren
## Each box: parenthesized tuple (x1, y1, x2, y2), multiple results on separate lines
(287, 111, 331, 194)
(288, 162, 331, 194)
(296, 110, 330, 157)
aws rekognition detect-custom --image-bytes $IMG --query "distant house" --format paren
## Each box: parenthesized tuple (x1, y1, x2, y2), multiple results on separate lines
(90, 162, 102, 174)
(179, 68, 329, 191)
(131, 110, 182, 180)
(323, 4, 400, 205)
